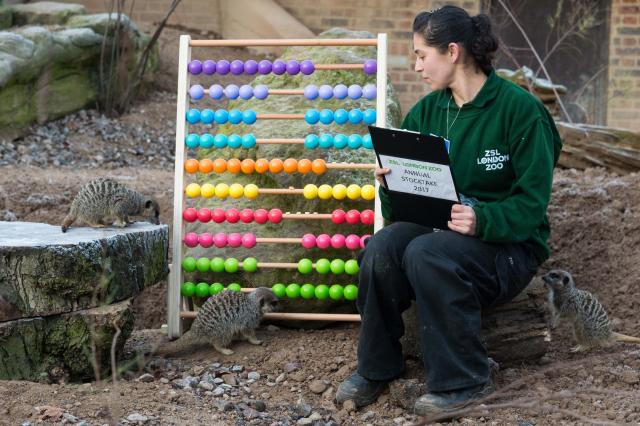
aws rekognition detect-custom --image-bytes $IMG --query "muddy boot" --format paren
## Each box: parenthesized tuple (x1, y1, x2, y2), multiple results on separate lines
(335, 372, 388, 408)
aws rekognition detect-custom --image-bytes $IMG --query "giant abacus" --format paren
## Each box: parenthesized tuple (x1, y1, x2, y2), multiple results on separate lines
(169, 35, 387, 338)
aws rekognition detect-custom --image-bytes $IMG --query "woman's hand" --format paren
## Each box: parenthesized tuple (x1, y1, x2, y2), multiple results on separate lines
(374, 167, 391, 188)
(448, 204, 476, 235)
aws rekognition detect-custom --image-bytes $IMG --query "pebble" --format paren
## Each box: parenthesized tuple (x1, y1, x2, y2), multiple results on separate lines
(275, 373, 286, 383)
(284, 362, 302, 372)
(361, 411, 375, 421)
(222, 373, 238, 386)
(247, 400, 266, 412)
(294, 399, 312, 418)
(213, 387, 225, 396)
(126, 413, 148, 423)
(309, 380, 328, 394)
(198, 382, 214, 391)
(621, 370, 639, 384)
(248, 371, 261, 380)
(343, 400, 356, 413)
(137, 373, 155, 383)
(232, 364, 244, 373)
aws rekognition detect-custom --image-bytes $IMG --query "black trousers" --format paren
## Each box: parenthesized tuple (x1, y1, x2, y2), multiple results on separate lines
(355, 222, 538, 392)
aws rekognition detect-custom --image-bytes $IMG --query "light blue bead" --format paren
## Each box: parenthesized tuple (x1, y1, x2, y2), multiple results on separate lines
(242, 110, 257, 125)
(334, 84, 348, 99)
(239, 85, 254, 100)
(319, 109, 334, 125)
(199, 133, 215, 148)
(305, 109, 320, 125)
(363, 109, 377, 125)
(214, 134, 228, 148)
(228, 134, 242, 148)
(363, 134, 373, 149)
(200, 109, 215, 124)
(347, 84, 363, 99)
(304, 85, 318, 100)
(214, 109, 229, 124)
(186, 109, 201, 124)
(319, 85, 333, 100)
(304, 134, 319, 149)
(334, 109, 348, 125)
(333, 134, 348, 149)
(224, 84, 239, 99)
(319, 133, 334, 149)
(242, 134, 256, 148)
(185, 133, 200, 149)
(189, 85, 205, 100)
(348, 109, 363, 124)
(348, 134, 363, 149)
(228, 109, 243, 124)
(209, 84, 224, 100)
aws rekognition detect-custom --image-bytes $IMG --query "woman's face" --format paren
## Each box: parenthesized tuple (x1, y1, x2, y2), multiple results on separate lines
(413, 32, 455, 91)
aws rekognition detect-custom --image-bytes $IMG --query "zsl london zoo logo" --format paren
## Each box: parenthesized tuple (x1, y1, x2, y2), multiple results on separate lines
(477, 149, 509, 171)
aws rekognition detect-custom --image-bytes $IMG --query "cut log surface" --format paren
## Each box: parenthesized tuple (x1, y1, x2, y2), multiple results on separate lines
(0, 221, 169, 321)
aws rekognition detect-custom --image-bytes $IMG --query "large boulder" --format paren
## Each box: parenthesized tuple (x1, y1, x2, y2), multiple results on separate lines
(9, 1, 86, 26)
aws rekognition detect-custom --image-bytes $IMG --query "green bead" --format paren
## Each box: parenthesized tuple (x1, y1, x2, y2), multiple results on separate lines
(243, 257, 258, 272)
(227, 283, 242, 292)
(182, 257, 197, 272)
(315, 258, 331, 274)
(210, 257, 225, 272)
(330, 259, 345, 274)
(329, 284, 344, 300)
(272, 283, 287, 298)
(181, 281, 196, 297)
(300, 283, 315, 299)
(196, 257, 211, 272)
(344, 284, 358, 300)
(297, 258, 313, 274)
(345, 259, 360, 275)
(285, 283, 301, 298)
(224, 258, 239, 273)
(315, 284, 330, 299)
(209, 282, 224, 296)
(195, 282, 211, 298)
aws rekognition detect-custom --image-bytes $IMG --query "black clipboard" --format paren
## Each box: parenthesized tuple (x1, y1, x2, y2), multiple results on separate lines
(368, 125, 460, 230)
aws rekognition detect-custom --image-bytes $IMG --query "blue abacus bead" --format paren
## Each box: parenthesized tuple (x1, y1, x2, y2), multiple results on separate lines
(202, 60, 216, 75)
(199, 133, 215, 148)
(363, 83, 377, 100)
(230, 59, 244, 75)
(319, 109, 334, 125)
(300, 60, 315, 75)
(228, 134, 242, 148)
(363, 59, 377, 74)
(214, 109, 229, 124)
(348, 134, 363, 149)
(242, 110, 257, 125)
(304, 134, 319, 149)
(242, 134, 256, 148)
(334, 109, 348, 125)
(272, 60, 286, 75)
(209, 84, 224, 100)
(200, 108, 215, 124)
(319, 85, 333, 100)
(244, 59, 258, 75)
(304, 85, 319, 100)
(286, 60, 300, 75)
(228, 109, 243, 124)
(189, 84, 205, 100)
(224, 84, 239, 100)
(348, 84, 363, 99)
(333, 134, 348, 149)
(334, 84, 348, 99)
(214, 134, 228, 148)
(258, 59, 272, 74)
(363, 134, 373, 149)
(186, 108, 201, 124)
(363, 109, 377, 125)
(304, 109, 320, 125)
(348, 109, 363, 124)
(185, 133, 200, 149)
(254, 85, 269, 100)
(319, 133, 334, 149)
(239, 85, 254, 100)
(188, 60, 202, 74)
(216, 59, 230, 75)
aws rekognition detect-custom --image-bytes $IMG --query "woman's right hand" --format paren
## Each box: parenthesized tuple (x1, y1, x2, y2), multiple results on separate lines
(375, 167, 391, 189)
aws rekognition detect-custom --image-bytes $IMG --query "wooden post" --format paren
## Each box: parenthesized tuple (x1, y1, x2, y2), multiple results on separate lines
(374, 33, 387, 233)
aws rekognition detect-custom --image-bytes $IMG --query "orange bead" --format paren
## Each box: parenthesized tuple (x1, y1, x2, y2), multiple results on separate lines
(241, 158, 255, 174)
(255, 158, 270, 173)
(311, 159, 327, 174)
(184, 159, 199, 173)
(198, 158, 213, 173)
(213, 158, 227, 173)
(283, 158, 298, 174)
(226, 158, 241, 173)
(297, 159, 312, 174)
(269, 158, 284, 174)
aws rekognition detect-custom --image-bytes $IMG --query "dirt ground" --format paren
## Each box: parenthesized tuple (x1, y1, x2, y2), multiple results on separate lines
(1, 25, 639, 426)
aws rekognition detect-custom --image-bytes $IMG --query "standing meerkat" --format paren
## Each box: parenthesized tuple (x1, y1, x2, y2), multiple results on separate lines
(543, 269, 640, 352)
(61, 178, 160, 232)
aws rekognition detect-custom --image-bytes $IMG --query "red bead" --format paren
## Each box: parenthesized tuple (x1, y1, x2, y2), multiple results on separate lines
(268, 208, 283, 223)
(212, 208, 226, 223)
(197, 208, 212, 223)
(331, 209, 346, 224)
(182, 208, 198, 222)
(226, 208, 240, 223)
(345, 209, 361, 225)
(360, 209, 374, 225)
(254, 208, 269, 224)
(240, 208, 255, 223)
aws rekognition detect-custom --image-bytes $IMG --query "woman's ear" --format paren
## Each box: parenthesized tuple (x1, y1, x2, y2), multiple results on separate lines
(448, 42, 461, 63)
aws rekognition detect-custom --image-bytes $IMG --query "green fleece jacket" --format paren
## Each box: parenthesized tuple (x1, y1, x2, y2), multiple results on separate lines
(379, 70, 562, 264)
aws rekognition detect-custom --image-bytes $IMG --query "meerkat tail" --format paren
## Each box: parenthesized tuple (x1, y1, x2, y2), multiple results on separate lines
(158, 330, 199, 355)
(61, 212, 77, 233)
(612, 332, 640, 344)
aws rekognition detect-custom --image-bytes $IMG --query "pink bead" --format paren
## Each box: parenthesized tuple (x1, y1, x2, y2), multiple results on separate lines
(198, 232, 214, 248)
(330, 234, 346, 249)
(331, 209, 346, 224)
(182, 208, 198, 222)
(345, 209, 361, 225)
(183, 232, 199, 247)
(268, 208, 283, 223)
(345, 234, 360, 250)
(361, 209, 375, 225)
(226, 208, 240, 223)
(212, 208, 226, 223)
(197, 208, 212, 223)
(254, 208, 268, 224)
(240, 208, 254, 223)
(360, 234, 372, 249)
(301, 233, 317, 249)
(214, 232, 228, 248)
(227, 233, 242, 247)
(242, 233, 257, 248)
(316, 234, 331, 249)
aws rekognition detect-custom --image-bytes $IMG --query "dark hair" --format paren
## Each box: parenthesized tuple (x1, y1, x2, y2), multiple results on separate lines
(412, 5, 498, 75)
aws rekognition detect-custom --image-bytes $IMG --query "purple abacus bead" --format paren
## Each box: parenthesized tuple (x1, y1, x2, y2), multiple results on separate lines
(188, 60, 202, 74)
(330, 234, 346, 249)
(244, 59, 258, 74)
(319, 84, 333, 100)
(239, 85, 254, 100)
(226, 208, 240, 223)
(360, 234, 372, 249)
(240, 208, 254, 223)
(199, 232, 214, 248)
(183, 232, 199, 247)
(202, 59, 216, 74)
(331, 209, 346, 224)
(242, 233, 257, 248)
(209, 84, 224, 100)
(301, 233, 317, 249)
(363, 59, 377, 74)
(304, 85, 319, 100)
(363, 84, 377, 100)
(300, 60, 315, 75)
(225, 84, 240, 99)
(345, 234, 360, 250)
(230, 59, 245, 75)
(333, 84, 348, 99)
(228, 233, 242, 247)
(348, 84, 363, 99)
(258, 59, 272, 74)
(214, 232, 228, 248)
(286, 60, 300, 75)
(254, 85, 269, 100)
(345, 209, 361, 225)
(316, 234, 331, 249)
(272, 60, 286, 75)
(189, 84, 205, 100)
(268, 208, 283, 223)
(254, 208, 269, 224)
(217, 59, 230, 75)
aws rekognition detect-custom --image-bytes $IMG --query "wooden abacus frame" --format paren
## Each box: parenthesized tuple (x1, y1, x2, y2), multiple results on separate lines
(169, 35, 387, 338)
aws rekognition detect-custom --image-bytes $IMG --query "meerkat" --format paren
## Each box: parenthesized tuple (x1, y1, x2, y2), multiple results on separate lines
(61, 178, 160, 232)
(163, 287, 280, 356)
(542, 269, 640, 352)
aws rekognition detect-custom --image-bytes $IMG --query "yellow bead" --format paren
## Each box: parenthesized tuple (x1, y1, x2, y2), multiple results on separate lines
(185, 183, 201, 198)
(361, 184, 376, 200)
(215, 183, 229, 198)
(332, 184, 347, 200)
(346, 184, 361, 200)
(200, 183, 216, 198)
(229, 183, 244, 198)
(318, 184, 333, 200)
(303, 184, 318, 199)
(244, 183, 259, 199)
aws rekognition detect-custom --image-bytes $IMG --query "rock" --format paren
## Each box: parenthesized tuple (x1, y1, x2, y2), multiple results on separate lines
(126, 412, 148, 423)
(343, 400, 357, 413)
(10, 2, 86, 26)
(248, 399, 266, 412)
(192, 365, 205, 376)
(295, 399, 313, 418)
(137, 373, 154, 383)
(248, 371, 261, 380)
(275, 373, 286, 383)
(222, 373, 238, 386)
(290, 371, 307, 382)
(621, 370, 639, 384)
(284, 362, 302, 372)
(361, 411, 375, 421)
(1, 210, 16, 221)
(389, 379, 426, 410)
(61, 412, 79, 423)
(198, 381, 214, 391)
(232, 364, 244, 373)
(242, 407, 262, 420)
(213, 387, 225, 396)
(309, 380, 328, 394)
